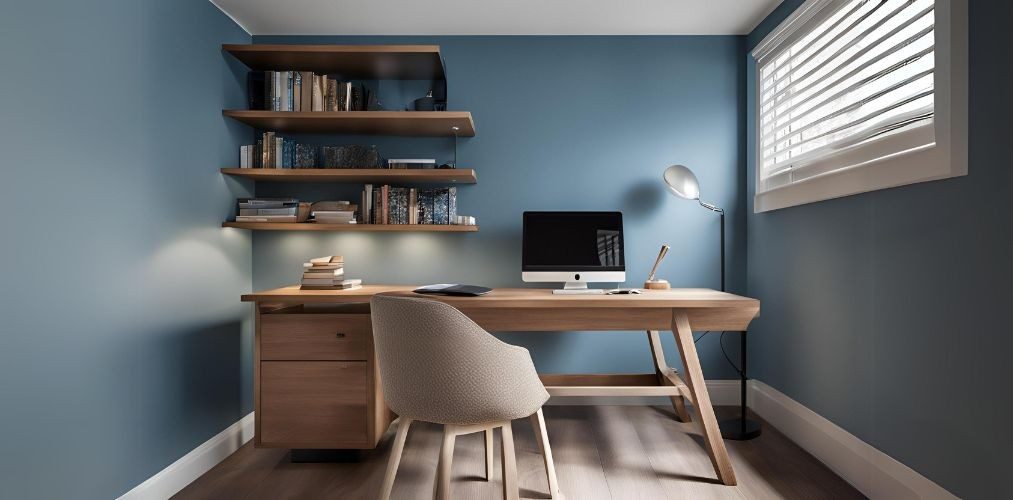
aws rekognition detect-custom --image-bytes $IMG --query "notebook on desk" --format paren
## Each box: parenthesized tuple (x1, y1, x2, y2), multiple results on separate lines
(413, 284, 492, 296)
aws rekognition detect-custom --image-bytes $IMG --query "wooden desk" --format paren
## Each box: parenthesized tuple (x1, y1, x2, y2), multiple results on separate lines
(243, 285, 759, 486)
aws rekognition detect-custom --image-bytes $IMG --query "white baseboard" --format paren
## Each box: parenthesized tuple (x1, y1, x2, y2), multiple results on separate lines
(747, 380, 957, 500)
(118, 412, 255, 500)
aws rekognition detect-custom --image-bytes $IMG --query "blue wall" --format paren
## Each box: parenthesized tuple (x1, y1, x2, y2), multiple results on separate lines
(746, 1, 1013, 498)
(251, 35, 747, 377)
(0, 1, 252, 498)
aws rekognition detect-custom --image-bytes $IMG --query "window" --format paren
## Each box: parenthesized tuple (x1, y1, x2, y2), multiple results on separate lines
(752, 0, 967, 213)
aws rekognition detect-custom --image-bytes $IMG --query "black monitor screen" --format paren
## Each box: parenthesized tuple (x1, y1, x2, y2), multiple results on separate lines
(522, 212, 625, 271)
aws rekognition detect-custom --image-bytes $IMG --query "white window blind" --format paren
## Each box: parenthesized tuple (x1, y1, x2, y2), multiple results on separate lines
(756, 0, 937, 194)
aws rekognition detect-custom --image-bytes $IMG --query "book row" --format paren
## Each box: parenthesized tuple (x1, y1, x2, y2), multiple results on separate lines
(248, 71, 375, 112)
(239, 136, 438, 170)
(361, 185, 457, 225)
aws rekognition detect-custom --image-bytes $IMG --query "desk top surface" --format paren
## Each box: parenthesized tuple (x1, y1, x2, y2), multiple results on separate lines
(243, 285, 759, 309)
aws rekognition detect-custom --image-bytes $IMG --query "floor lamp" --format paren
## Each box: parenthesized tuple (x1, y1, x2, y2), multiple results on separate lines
(663, 164, 761, 440)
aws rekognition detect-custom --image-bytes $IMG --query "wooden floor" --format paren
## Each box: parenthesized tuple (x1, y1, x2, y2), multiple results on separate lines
(175, 406, 864, 500)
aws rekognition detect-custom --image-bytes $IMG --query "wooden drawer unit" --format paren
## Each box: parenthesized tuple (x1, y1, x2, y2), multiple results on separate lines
(260, 361, 369, 448)
(261, 313, 370, 361)
(254, 309, 392, 450)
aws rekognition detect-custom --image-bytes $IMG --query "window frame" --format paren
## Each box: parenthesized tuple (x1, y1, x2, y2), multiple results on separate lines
(752, 0, 967, 213)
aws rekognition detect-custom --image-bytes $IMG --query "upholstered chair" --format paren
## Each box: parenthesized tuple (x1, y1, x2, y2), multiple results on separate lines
(371, 294, 560, 500)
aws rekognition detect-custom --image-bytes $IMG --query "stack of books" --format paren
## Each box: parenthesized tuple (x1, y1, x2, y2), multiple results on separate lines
(300, 256, 362, 290)
(236, 198, 299, 223)
(311, 201, 358, 225)
(388, 159, 436, 169)
(361, 185, 457, 225)
(248, 71, 374, 112)
(239, 132, 317, 169)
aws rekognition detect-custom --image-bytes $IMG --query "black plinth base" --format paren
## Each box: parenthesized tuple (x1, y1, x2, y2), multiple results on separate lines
(719, 418, 762, 440)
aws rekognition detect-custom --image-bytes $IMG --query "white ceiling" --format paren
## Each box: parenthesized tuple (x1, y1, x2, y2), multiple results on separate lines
(212, 0, 784, 36)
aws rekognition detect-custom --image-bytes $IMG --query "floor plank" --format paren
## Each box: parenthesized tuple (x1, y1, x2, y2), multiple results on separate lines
(173, 406, 866, 500)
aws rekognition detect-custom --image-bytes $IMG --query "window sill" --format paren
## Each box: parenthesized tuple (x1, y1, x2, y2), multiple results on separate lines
(754, 143, 966, 213)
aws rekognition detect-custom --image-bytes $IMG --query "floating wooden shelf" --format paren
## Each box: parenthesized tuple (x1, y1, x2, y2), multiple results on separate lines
(223, 44, 446, 80)
(223, 222, 478, 232)
(223, 111, 475, 136)
(220, 168, 476, 184)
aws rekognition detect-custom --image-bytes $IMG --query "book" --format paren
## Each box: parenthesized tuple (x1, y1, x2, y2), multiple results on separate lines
(311, 201, 356, 212)
(312, 75, 324, 111)
(315, 217, 356, 225)
(288, 71, 294, 111)
(274, 137, 283, 169)
(238, 197, 298, 207)
(303, 263, 343, 271)
(363, 184, 372, 224)
(314, 212, 355, 217)
(303, 267, 344, 276)
(280, 71, 290, 111)
(293, 72, 302, 112)
(310, 255, 344, 265)
(326, 79, 338, 111)
(295, 144, 316, 168)
(409, 188, 418, 224)
(300, 285, 362, 291)
(300, 71, 313, 113)
(282, 139, 293, 168)
(271, 71, 281, 111)
(234, 215, 297, 222)
(388, 159, 436, 169)
(350, 83, 362, 111)
(264, 71, 273, 111)
(448, 186, 457, 222)
(238, 206, 295, 215)
(301, 277, 341, 286)
(247, 71, 266, 110)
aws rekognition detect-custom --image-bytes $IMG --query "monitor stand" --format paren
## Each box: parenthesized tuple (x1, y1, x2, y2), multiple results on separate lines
(552, 281, 605, 295)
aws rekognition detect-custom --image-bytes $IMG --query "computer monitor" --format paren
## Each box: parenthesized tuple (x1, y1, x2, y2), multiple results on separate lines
(522, 211, 626, 294)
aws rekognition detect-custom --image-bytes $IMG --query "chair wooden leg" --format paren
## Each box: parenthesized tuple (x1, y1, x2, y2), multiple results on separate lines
(500, 423, 519, 500)
(530, 408, 561, 499)
(379, 417, 412, 500)
(671, 312, 737, 486)
(647, 330, 691, 422)
(484, 429, 495, 481)
(434, 426, 457, 500)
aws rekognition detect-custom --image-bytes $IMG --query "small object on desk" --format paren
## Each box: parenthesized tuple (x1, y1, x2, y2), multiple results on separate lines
(413, 284, 492, 296)
(644, 244, 671, 290)
(607, 288, 642, 295)
(300, 256, 361, 290)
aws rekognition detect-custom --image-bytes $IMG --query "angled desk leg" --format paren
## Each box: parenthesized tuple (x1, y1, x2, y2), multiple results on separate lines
(646, 331, 691, 422)
(671, 311, 737, 486)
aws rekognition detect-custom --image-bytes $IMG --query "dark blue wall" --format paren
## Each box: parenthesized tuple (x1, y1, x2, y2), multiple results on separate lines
(0, 1, 252, 498)
(251, 35, 748, 377)
(746, 1, 1013, 497)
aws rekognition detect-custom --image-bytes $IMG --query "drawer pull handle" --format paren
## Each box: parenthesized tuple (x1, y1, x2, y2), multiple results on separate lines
(335, 332, 346, 339)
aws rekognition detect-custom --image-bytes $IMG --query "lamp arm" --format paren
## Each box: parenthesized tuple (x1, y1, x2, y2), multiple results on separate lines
(696, 199, 726, 292)
(699, 200, 724, 214)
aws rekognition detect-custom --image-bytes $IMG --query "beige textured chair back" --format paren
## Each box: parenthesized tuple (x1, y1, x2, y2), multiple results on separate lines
(370, 294, 549, 425)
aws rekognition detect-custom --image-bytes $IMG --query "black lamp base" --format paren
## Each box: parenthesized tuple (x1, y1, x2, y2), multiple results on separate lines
(719, 418, 762, 440)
